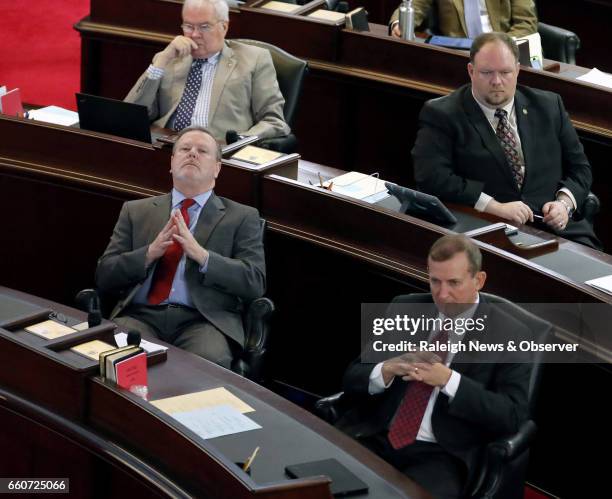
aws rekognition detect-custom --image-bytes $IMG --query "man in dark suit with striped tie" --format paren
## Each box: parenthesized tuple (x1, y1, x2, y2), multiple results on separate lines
(339, 235, 531, 498)
(412, 32, 600, 249)
(96, 127, 265, 368)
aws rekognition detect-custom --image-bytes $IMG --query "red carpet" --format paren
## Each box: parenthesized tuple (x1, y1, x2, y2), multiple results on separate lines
(0, 0, 89, 110)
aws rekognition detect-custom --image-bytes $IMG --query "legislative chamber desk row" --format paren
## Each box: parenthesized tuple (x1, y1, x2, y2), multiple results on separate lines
(0, 287, 427, 498)
(0, 115, 610, 496)
(76, 0, 612, 251)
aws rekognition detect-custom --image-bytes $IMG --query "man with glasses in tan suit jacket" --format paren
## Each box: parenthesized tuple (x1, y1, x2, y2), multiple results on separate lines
(125, 0, 289, 141)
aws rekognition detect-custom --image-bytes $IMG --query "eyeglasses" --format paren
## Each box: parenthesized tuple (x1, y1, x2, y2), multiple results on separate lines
(181, 21, 223, 34)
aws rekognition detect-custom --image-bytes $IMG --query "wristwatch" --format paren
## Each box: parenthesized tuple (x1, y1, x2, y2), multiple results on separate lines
(558, 198, 574, 218)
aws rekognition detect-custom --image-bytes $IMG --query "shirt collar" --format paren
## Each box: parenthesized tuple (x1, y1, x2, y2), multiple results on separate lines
(438, 293, 481, 322)
(471, 89, 515, 123)
(171, 188, 212, 209)
(195, 51, 220, 65)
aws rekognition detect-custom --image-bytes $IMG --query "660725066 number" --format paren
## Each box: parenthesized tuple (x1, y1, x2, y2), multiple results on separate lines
(0, 479, 69, 494)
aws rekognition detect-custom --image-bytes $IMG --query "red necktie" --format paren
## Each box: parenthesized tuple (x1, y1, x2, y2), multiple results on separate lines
(387, 328, 449, 449)
(147, 198, 196, 305)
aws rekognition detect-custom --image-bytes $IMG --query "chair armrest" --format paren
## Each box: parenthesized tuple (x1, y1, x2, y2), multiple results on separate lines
(314, 392, 345, 424)
(470, 420, 537, 498)
(258, 134, 298, 154)
(576, 191, 600, 225)
(488, 420, 537, 460)
(232, 297, 275, 383)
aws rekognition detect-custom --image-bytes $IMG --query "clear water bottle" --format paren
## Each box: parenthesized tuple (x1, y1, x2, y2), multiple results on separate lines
(398, 0, 415, 41)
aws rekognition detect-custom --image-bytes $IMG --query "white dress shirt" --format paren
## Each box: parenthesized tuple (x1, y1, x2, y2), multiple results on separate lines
(368, 297, 480, 443)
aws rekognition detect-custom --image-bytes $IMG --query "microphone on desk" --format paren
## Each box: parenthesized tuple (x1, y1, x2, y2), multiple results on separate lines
(126, 330, 142, 347)
(226, 129, 240, 145)
(88, 293, 102, 328)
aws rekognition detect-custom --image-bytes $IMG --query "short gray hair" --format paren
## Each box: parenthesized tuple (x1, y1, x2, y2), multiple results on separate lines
(182, 0, 229, 22)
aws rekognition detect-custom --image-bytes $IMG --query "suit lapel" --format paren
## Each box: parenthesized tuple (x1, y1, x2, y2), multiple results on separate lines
(452, 0, 468, 35)
(147, 194, 173, 241)
(463, 88, 519, 192)
(193, 193, 226, 247)
(514, 89, 534, 191)
(208, 42, 237, 127)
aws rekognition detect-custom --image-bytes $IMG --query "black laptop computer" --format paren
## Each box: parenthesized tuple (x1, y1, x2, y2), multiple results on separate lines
(76, 92, 152, 143)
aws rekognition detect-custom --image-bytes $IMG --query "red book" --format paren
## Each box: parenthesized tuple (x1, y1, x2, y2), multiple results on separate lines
(114, 351, 148, 390)
(0, 88, 24, 117)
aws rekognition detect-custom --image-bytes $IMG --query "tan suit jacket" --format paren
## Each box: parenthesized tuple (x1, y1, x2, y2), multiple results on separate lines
(125, 40, 290, 140)
(390, 0, 537, 38)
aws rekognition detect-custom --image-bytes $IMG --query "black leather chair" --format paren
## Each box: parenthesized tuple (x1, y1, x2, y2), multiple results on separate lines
(315, 293, 552, 499)
(75, 289, 275, 384)
(538, 22, 580, 65)
(236, 39, 309, 153)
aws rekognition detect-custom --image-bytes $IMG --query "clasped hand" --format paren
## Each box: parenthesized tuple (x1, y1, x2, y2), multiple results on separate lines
(381, 352, 452, 388)
(145, 210, 208, 267)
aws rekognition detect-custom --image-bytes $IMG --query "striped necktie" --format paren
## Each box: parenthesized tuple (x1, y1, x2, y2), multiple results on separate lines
(495, 108, 524, 189)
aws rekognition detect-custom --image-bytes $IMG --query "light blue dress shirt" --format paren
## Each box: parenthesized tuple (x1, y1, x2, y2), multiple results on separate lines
(133, 188, 212, 308)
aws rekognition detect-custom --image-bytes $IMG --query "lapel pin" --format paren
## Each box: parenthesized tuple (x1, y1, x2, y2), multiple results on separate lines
(523, 108, 528, 115)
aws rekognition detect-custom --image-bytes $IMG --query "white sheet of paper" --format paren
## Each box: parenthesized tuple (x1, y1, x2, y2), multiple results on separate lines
(28, 106, 79, 126)
(172, 404, 261, 440)
(585, 274, 612, 295)
(576, 68, 612, 89)
(115, 332, 168, 354)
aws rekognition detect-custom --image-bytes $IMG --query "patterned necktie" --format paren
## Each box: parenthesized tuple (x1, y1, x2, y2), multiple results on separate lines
(173, 59, 205, 131)
(464, 0, 484, 39)
(147, 198, 196, 305)
(495, 108, 524, 189)
(387, 328, 449, 449)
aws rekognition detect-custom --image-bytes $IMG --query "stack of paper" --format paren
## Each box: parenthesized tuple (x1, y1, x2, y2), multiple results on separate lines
(28, 106, 79, 126)
(152, 387, 260, 439)
(324, 171, 389, 202)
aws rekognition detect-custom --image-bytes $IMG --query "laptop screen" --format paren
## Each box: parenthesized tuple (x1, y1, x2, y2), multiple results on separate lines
(76, 92, 152, 143)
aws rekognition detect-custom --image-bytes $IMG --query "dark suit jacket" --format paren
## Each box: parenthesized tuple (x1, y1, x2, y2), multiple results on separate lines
(339, 294, 531, 482)
(412, 84, 599, 248)
(95, 192, 266, 347)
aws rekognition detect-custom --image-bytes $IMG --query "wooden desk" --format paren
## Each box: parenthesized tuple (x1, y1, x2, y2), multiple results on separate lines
(2, 114, 612, 498)
(0, 286, 428, 498)
(74, 0, 612, 250)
